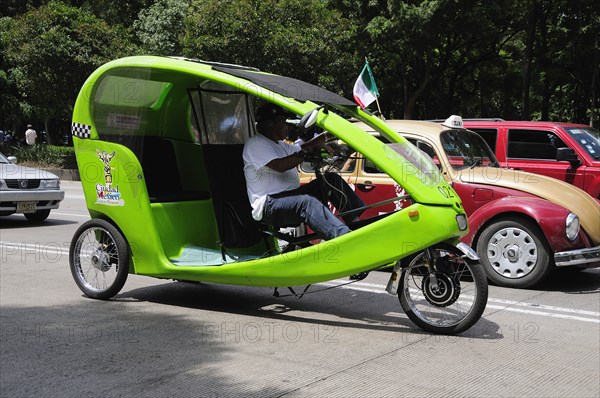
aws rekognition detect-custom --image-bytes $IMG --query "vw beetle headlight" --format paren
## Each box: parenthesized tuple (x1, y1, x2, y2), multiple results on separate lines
(40, 179, 60, 189)
(565, 213, 579, 241)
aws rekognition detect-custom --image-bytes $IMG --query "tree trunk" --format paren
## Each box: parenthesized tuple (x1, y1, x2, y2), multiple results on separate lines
(404, 64, 431, 120)
(522, 1, 541, 120)
(591, 43, 598, 127)
(45, 119, 53, 145)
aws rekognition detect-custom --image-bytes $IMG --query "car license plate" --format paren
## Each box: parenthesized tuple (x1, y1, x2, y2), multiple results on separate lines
(16, 202, 37, 213)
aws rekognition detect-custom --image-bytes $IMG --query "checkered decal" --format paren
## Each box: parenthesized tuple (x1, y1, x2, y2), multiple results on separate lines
(71, 122, 91, 139)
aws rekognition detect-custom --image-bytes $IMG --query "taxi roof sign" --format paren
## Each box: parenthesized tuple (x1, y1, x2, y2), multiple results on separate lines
(442, 115, 464, 129)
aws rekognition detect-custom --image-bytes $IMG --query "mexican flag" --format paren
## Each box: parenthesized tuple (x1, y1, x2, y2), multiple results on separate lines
(353, 60, 380, 109)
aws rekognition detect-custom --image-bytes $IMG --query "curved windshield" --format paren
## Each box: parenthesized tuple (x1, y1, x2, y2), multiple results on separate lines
(385, 142, 442, 186)
(565, 127, 600, 160)
(0, 152, 9, 164)
(441, 130, 500, 170)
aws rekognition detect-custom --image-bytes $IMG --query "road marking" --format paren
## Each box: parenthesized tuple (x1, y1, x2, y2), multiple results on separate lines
(483, 304, 599, 323)
(63, 195, 87, 199)
(464, 294, 600, 317)
(1, 241, 70, 255)
(321, 279, 600, 324)
(1, 242, 597, 323)
(51, 211, 89, 218)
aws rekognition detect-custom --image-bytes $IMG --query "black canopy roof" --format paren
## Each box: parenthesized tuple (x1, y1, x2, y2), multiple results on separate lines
(213, 66, 356, 107)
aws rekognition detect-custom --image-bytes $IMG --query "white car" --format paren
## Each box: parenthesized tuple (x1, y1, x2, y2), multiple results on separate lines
(0, 152, 65, 222)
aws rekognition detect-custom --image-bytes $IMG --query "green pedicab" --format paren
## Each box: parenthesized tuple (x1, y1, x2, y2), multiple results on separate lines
(69, 56, 487, 335)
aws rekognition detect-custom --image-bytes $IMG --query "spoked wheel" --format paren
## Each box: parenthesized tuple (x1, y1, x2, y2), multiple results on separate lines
(69, 219, 129, 300)
(399, 243, 488, 335)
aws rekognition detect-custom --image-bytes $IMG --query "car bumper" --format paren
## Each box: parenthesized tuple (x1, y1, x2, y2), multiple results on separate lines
(554, 245, 600, 267)
(0, 190, 65, 211)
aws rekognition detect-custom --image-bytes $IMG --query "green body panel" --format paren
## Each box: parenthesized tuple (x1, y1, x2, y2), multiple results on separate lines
(74, 138, 163, 275)
(150, 201, 220, 258)
(71, 55, 467, 287)
(136, 204, 463, 287)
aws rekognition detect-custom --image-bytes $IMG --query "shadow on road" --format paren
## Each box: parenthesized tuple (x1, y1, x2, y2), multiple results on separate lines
(118, 279, 502, 341)
(0, 302, 278, 398)
(0, 216, 78, 229)
(537, 268, 600, 294)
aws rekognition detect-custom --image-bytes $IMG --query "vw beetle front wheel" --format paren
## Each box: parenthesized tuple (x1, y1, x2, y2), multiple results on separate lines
(476, 218, 551, 288)
(70, 219, 129, 299)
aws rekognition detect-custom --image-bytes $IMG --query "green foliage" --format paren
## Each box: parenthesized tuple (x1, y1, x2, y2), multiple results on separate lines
(76, 0, 155, 27)
(182, 0, 357, 93)
(133, 0, 188, 55)
(0, 0, 598, 133)
(7, 145, 76, 168)
(2, 1, 139, 141)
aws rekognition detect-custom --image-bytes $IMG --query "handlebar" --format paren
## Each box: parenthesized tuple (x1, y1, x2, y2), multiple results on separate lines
(304, 150, 355, 170)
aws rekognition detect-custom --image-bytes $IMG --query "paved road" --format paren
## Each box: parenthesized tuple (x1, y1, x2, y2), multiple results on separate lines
(1, 181, 599, 397)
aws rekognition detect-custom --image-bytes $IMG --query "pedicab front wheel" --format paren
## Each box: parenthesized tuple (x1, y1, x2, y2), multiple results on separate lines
(399, 243, 488, 335)
(70, 219, 129, 300)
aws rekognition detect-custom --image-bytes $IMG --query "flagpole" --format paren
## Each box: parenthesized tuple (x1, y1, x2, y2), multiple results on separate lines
(374, 96, 383, 119)
(365, 57, 383, 118)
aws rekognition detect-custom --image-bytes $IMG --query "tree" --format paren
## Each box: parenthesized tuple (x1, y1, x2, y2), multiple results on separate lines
(0, 16, 20, 131)
(520, 1, 541, 120)
(2, 1, 137, 143)
(0, 0, 46, 18)
(1, 0, 597, 127)
(362, 0, 524, 119)
(72, 0, 155, 27)
(182, 0, 357, 94)
(537, 0, 599, 124)
(133, 0, 188, 55)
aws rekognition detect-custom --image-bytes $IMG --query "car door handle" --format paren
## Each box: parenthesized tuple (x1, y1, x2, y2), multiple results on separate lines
(357, 182, 375, 192)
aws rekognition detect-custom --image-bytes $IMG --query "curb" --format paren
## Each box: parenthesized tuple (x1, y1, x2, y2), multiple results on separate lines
(42, 168, 81, 182)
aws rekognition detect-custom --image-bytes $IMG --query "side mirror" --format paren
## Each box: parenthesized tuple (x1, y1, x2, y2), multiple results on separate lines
(298, 106, 325, 130)
(7, 156, 17, 164)
(556, 147, 581, 167)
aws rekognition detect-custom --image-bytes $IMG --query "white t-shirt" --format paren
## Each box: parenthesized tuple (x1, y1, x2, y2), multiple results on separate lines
(25, 128, 37, 145)
(243, 133, 302, 220)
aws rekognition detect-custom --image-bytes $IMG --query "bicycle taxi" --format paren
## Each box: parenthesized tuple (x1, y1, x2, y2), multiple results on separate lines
(69, 56, 487, 334)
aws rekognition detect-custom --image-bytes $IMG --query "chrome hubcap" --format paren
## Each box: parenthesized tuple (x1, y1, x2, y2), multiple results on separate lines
(505, 245, 520, 262)
(486, 227, 537, 279)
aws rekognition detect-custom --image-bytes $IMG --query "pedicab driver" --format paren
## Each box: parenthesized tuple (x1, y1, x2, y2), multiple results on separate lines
(243, 103, 365, 240)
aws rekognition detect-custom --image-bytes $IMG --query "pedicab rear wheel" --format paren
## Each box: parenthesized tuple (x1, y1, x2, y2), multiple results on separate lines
(70, 219, 129, 300)
(399, 243, 488, 335)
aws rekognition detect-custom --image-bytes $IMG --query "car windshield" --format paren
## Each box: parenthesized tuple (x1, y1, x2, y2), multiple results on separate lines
(0, 153, 9, 164)
(440, 130, 500, 170)
(564, 127, 600, 160)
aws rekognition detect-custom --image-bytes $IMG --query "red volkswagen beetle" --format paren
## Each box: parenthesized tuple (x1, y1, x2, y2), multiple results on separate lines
(301, 117, 600, 288)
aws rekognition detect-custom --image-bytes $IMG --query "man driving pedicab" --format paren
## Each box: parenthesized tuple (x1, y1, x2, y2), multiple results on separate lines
(243, 103, 365, 240)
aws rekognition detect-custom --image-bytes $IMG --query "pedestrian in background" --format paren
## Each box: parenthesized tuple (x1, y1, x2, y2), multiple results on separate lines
(25, 124, 37, 146)
(5, 131, 13, 146)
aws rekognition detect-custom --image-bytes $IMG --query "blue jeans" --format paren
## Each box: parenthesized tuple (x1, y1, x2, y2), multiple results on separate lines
(262, 173, 365, 240)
